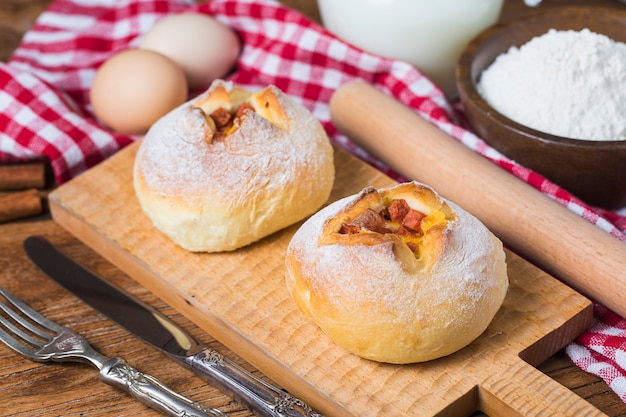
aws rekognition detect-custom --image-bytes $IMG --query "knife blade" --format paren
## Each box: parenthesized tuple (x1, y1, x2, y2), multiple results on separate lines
(23, 235, 323, 417)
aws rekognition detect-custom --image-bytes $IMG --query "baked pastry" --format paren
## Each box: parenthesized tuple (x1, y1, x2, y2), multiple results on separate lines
(133, 80, 335, 252)
(285, 181, 508, 364)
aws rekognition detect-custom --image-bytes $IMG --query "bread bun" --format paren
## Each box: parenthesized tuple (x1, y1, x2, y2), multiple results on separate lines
(133, 80, 335, 252)
(285, 181, 508, 364)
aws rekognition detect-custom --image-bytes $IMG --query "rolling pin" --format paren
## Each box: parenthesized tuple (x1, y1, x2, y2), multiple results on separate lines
(330, 80, 626, 319)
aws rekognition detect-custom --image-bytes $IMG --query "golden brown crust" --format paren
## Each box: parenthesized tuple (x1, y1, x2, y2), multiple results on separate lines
(285, 181, 508, 364)
(133, 80, 335, 252)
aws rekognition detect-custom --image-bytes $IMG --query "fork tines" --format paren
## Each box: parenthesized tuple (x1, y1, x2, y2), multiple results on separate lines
(0, 287, 59, 359)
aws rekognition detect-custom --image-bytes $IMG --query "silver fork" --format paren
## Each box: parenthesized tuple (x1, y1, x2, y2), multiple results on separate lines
(0, 286, 226, 417)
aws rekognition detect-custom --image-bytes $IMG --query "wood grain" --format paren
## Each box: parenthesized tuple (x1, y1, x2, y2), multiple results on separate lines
(47, 141, 600, 416)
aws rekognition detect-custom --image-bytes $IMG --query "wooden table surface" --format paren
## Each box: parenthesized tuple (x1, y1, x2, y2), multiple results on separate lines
(1, 1, 625, 416)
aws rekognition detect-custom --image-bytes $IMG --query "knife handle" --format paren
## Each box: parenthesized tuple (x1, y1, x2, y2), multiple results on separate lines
(100, 356, 226, 417)
(184, 348, 323, 417)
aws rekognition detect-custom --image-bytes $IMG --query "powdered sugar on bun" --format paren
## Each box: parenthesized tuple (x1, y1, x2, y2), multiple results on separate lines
(134, 80, 335, 252)
(285, 181, 508, 364)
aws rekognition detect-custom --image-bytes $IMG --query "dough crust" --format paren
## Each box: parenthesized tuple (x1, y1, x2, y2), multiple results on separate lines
(134, 80, 335, 252)
(285, 181, 508, 363)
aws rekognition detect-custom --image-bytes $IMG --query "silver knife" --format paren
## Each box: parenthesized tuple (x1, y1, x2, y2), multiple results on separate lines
(23, 235, 323, 417)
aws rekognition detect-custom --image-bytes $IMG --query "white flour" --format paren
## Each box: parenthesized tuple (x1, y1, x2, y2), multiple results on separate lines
(477, 28, 626, 140)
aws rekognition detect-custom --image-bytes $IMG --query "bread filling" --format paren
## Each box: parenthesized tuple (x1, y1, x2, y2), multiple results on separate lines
(201, 103, 256, 142)
(191, 82, 289, 144)
(338, 198, 448, 257)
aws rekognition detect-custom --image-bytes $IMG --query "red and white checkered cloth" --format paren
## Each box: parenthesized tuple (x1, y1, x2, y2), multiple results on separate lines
(1, 0, 625, 403)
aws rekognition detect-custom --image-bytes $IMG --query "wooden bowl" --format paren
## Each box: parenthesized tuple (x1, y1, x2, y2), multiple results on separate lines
(456, 6, 626, 209)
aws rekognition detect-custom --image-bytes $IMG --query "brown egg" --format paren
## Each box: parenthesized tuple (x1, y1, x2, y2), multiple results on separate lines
(139, 13, 241, 91)
(90, 49, 188, 135)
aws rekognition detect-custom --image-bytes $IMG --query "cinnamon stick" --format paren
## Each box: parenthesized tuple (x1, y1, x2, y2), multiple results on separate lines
(0, 189, 42, 223)
(0, 163, 46, 190)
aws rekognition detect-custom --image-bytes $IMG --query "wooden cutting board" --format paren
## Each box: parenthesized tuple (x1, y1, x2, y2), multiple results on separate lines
(48, 141, 601, 417)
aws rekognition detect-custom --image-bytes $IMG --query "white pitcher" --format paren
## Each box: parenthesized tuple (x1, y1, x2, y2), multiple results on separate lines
(317, 0, 504, 98)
